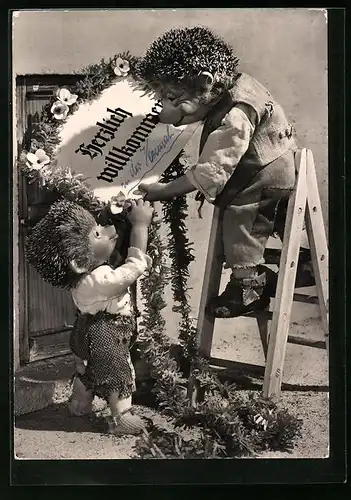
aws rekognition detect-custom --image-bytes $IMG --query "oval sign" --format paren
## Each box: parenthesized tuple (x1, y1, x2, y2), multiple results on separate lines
(55, 77, 200, 203)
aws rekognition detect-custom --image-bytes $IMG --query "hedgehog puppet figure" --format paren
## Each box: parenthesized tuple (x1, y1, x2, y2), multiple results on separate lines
(26, 198, 154, 436)
(138, 26, 313, 317)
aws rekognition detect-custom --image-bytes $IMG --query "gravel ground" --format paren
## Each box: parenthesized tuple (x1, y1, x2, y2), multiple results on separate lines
(14, 385, 329, 460)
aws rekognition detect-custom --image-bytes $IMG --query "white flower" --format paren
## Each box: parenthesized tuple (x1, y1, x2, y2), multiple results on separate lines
(110, 203, 123, 215)
(111, 191, 126, 204)
(26, 149, 50, 170)
(109, 191, 126, 214)
(50, 88, 78, 119)
(51, 100, 69, 120)
(114, 57, 130, 77)
(56, 87, 78, 106)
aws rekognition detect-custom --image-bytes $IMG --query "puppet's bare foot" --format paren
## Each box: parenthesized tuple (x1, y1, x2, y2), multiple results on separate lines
(107, 409, 148, 436)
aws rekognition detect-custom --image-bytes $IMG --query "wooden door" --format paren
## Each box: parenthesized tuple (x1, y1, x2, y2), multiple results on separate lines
(17, 75, 83, 364)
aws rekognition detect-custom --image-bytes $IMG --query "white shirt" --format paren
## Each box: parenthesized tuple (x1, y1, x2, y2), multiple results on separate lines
(185, 105, 255, 203)
(71, 247, 152, 316)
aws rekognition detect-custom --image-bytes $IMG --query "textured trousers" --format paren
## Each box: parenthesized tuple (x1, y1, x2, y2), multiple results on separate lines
(222, 149, 296, 269)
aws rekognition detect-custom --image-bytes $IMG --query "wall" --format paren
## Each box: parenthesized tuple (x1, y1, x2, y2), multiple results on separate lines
(12, 8, 328, 342)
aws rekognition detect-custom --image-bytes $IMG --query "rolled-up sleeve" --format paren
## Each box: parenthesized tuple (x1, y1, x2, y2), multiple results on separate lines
(91, 247, 152, 297)
(185, 106, 255, 202)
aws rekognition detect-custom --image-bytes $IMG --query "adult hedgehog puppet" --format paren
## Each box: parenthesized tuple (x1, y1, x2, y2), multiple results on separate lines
(26, 199, 154, 436)
(138, 26, 311, 319)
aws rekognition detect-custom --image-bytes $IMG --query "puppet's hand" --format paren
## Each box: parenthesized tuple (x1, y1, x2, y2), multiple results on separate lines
(127, 199, 154, 227)
(138, 182, 166, 201)
(140, 176, 195, 201)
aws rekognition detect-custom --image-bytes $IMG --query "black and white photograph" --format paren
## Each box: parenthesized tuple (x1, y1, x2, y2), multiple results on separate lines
(12, 8, 331, 464)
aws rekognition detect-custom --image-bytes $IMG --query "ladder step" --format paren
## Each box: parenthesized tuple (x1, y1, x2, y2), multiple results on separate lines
(287, 335, 326, 349)
(292, 293, 319, 305)
(244, 292, 318, 319)
(266, 292, 318, 303)
(264, 247, 311, 265)
(252, 293, 318, 305)
(209, 357, 265, 375)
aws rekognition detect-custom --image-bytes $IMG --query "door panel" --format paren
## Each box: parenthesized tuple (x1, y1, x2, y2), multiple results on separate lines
(17, 75, 82, 364)
(28, 266, 76, 334)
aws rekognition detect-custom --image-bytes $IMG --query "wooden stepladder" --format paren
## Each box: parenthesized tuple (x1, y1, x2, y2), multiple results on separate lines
(188, 149, 329, 401)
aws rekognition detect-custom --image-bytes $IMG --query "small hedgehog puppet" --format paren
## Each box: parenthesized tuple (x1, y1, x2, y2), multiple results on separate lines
(26, 200, 131, 289)
(26, 199, 153, 436)
(138, 26, 300, 318)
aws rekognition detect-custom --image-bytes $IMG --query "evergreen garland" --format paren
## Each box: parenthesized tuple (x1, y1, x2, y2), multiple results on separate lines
(17, 54, 303, 458)
(160, 154, 197, 362)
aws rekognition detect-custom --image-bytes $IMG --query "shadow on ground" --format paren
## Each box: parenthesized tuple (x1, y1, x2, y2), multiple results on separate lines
(15, 402, 108, 433)
(15, 383, 157, 434)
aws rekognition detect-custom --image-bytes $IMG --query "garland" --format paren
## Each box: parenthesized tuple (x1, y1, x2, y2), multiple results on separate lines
(160, 155, 198, 363)
(17, 54, 303, 458)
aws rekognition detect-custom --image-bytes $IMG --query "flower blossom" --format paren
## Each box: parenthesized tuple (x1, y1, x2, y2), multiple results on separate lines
(51, 101, 69, 120)
(51, 88, 78, 120)
(109, 191, 126, 214)
(56, 88, 78, 106)
(26, 149, 50, 170)
(113, 57, 130, 77)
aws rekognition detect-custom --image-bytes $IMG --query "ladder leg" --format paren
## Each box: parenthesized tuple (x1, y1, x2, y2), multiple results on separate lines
(263, 149, 308, 400)
(256, 312, 269, 359)
(305, 150, 329, 351)
(187, 206, 223, 403)
(196, 206, 224, 356)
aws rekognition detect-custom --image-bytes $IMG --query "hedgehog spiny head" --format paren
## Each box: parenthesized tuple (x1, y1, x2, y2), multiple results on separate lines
(137, 26, 239, 93)
(136, 26, 240, 127)
(25, 200, 105, 289)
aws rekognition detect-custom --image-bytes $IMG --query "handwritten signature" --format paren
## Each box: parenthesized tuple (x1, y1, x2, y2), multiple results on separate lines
(120, 160, 142, 190)
(145, 125, 176, 167)
(129, 160, 142, 178)
(122, 125, 185, 194)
